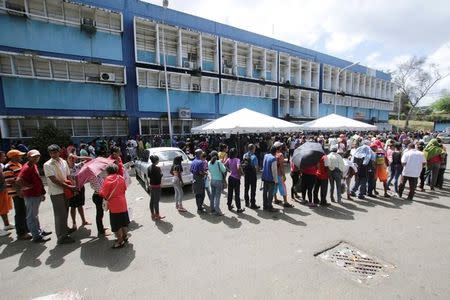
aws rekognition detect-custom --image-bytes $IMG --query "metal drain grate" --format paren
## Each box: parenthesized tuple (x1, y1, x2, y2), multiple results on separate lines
(317, 242, 395, 284)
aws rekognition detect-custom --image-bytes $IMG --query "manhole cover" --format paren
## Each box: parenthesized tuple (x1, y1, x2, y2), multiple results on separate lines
(316, 242, 395, 284)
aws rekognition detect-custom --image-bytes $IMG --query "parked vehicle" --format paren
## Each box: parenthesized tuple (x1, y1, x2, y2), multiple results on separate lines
(134, 147, 194, 190)
(437, 132, 450, 144)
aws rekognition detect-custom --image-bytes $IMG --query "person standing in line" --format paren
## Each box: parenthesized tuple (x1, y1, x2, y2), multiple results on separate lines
(351, 144, 373, 200)
(218, 144, 229, 163)
(423, 138, 444, 191)
(99, 164, 130, 249)
(273, 142, 293, 208)
(290, 160, 300, 200)
(326, 145, 345, 204)
(398, 143, 427, 200)
(0, 151, 13, 237)
(342, 150, 357, 200)
(261, 146, 278, 211)
(43, 144, 76, 244)
(314, 154, 329, 206)
(242, 144, 260, 209)
(148, 155, 164, 220)
(90, 171, 111, 237)
(201, 152, 212, 206)
(386, 143, 403, 195)
(3, 150, 30, 239)
(66, 153, 91, 231)
(225, 148, 245, 213)
(171, 155, 186, 212)
(301, 163, 318, 207)
(208, 151, 227, 216)
(191, 149, 207, 213)
(16, 150, 52, 243)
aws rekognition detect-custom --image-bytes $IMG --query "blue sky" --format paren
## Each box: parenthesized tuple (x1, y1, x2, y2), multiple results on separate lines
(144, 0, 450, 105)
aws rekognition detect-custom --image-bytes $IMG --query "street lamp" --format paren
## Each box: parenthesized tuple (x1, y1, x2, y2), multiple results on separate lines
(334, 61, 359, 114)
(161, 0, 173, 145)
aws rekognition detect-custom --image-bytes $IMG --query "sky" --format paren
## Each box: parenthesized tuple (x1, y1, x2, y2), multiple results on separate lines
(144, 0, 450, 106)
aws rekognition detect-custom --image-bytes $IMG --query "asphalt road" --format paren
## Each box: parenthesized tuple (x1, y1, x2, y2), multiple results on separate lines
(1, 158, 450, 300)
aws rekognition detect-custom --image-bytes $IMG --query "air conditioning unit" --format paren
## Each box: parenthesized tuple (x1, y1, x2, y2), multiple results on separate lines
(183, 61, 194, 69)
(81, 17, 96, 34)
(192, 83, 200, 92)
(179, 109, 191, 119)
(223, 67, 232, 74)
(100, 72, 115, 82)
(6, 0, 26, 17)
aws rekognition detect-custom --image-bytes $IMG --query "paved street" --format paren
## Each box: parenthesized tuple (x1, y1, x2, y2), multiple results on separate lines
(1, 161, 450, 300)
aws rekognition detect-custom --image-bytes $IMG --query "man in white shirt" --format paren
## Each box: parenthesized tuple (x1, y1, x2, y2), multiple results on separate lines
(326, 145, 345, 203)
(398, 143, 426, 200)
(43, 144, 76, 244)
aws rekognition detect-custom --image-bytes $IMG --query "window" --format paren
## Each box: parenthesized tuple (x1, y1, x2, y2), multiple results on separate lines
(0, 51, 125, 85)
(0, 0, 123, 33)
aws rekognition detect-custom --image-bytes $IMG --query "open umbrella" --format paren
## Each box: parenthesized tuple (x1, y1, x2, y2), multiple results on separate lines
(292, 142, 325, 169)
(76, 157, 114, 189)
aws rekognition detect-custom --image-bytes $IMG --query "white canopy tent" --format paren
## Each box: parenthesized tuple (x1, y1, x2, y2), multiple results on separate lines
(191, 108, 302, 134)
(299, 113, 377, 131)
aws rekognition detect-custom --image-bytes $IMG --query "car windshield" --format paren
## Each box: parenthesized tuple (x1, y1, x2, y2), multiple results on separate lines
(150, 150, 187, 162)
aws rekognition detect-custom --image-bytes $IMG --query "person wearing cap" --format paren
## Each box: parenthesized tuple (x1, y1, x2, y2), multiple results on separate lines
(16, 150, 51, 243)
(191, 149, 207, 213)
(43, 144, 76, 244)
(325, 145, 345, 203)
(370, 141, 390, 198)
(3, 149, 30, 239)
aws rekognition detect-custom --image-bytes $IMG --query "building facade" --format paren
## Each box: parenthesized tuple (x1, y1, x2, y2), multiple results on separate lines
(0, 0, 394, 144)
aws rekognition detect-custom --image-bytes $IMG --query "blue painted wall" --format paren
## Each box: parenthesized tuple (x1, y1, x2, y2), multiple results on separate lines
(138, 88, 216, 114)
(2, 78, 125, 111)
(218, 95, 272, 115)
(434, 122, 450, 132)
(0, 15, 122, 61)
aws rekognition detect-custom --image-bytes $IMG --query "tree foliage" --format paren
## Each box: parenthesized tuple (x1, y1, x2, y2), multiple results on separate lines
(432, 93, 450, 113)
(393, 56, 448, 129)
(29, 124, 72, 165)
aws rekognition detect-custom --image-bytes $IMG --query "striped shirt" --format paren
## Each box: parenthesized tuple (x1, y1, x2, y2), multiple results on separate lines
(3, 162, 22, 197)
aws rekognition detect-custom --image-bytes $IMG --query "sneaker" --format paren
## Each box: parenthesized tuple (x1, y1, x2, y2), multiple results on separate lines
(33, 236, 51, 243)
(320, 202, 330, 207)
(263, 207, 278, 212)
(236, 208, 245, 213)
(330, 197, 336, 203)
(374, 190, 379, 195)
(197, 208, 207, 214)
(250, 205, 260, 209)
(358, 195, 365, 200)
(41, 230, 52, 236)
(368, 194, 377, 198)
(308, 203, 318, 208)
(283, 203, 294, 208)
(384, 193, 391, 198)
(68, 227, 77, 234)
(215, 212, 224, 216)
(4, 224, 15, 231)
(57, 235, 75, 245)
(0, 229, 11, 237)
(227, 205, 234, 211)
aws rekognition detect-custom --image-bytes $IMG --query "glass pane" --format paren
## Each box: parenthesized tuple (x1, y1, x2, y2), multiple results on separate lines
(73, 119, 89, 136)
(20, 119, 38, 137)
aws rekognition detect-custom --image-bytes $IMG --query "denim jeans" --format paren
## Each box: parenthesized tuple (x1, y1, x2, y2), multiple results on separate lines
(172, 177, 184, 207)
(329, 169, 343, 202)
(352, 176, 367, 197)
(210, 179, 223, 213)
(227, 176, 241, 209)
(387, 164, 402, 193)
(24, 196, 42, 240)
(262, 181, 275, 209)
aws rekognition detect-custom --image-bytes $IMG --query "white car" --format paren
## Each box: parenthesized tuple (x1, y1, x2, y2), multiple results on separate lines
(134, 147, 194, 190)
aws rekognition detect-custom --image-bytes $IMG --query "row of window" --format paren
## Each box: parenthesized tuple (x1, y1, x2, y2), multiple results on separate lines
(322, 64, 394, 100)
(322, 93, 394, 111)
(0, 0, 122, 33)
(0, 117, 128, 139)
(0, 51, 126, 85)
(133, 16, 393, 101)
(139, 118, 212, 136)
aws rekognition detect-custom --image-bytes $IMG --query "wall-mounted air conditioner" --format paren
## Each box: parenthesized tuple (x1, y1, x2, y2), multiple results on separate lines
(100, 72, 115, 82)
(6, 0, 26, 17)
(160, 80, 170, 88)
(183, 61, 194, 69)
(223, 67, 232, 74)
(192, 83, 200, 92)
(179, 109, 191, 119)
(81, 17, 96, 34)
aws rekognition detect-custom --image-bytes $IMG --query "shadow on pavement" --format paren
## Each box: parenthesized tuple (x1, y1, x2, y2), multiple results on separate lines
(14, 243, 46, 272)
(0, 238, 27, 260)
(412, 199, 450, 209)
(310, 205, 355, 220)
(155, 220, 173, 234)
(256, 209, 307, 226)
(341, 202, 368, 212)
(80, 238, 135, 272)
(231, 210, 261, 225)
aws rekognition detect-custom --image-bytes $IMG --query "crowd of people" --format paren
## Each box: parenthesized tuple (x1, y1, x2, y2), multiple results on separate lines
(0, 130, 447, 249)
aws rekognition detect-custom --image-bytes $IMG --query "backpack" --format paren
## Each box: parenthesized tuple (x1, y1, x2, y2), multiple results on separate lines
(241, 152, 254, 174)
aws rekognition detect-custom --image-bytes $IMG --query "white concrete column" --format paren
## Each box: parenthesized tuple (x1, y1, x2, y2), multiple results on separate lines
(233, 41, 238, 76)
(214, 36, 219, 72)
(286, 57, 291, 83)
(198, 33, 203, 70)
(177, 29, 182, 67)
(155, 24, 160, 64)
(262, 49, 267, 80)
(247, 46, 253, 77)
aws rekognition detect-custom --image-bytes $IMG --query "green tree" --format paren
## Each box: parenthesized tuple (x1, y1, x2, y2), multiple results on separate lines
(29, 124, 72, 165)
(432, 93, 450, 113)
(393, 57, 448, 129)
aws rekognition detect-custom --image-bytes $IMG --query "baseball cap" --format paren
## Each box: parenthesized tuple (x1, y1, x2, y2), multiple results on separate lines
(6, 149, 25, 159)
(273, 141, 284, 148)
(27, 149, 41, 157)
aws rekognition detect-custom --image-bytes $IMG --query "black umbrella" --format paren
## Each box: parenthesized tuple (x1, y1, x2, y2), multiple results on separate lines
(292, 142, 325, 169)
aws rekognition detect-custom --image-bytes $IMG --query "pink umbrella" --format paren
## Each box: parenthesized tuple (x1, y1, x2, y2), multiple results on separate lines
(76, 157, 115, 189)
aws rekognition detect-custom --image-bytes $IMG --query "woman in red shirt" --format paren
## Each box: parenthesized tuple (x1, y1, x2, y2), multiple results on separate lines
(99, 164, 129, 249)
(314, 155, 329, 206)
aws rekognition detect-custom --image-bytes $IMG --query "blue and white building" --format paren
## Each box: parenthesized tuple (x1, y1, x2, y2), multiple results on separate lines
(0, 0, 394, 144)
